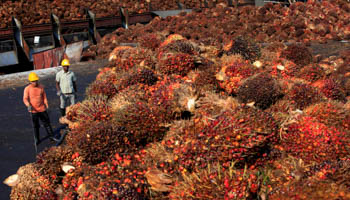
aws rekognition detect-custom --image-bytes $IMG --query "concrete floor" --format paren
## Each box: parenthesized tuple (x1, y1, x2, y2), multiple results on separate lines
(0, 60, 108, 199)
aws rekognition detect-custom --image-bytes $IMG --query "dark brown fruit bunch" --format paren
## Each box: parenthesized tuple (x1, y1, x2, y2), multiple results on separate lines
(320, 78, 346, 102)
(223, 36, 261, 62)
(115, 67, 159, 92)
(113, 100, 169, 145)
(287, 83, 322, 110)
(159, 39, 199, 55)
(86, 78, 118, 99)
(237, 72, 283, 109)
(67, 121, 136, 165)
(281, 44, 313, 66)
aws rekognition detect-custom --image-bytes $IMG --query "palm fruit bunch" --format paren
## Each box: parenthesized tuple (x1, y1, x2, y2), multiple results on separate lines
(259, 156, 309, 198)
(114, 66, 158, 92)
(35, 146, 75, 181)
(304, 101, 350, 131)
(268, 58, 302, 80)
(157, 36, 200, 76)
(145, 76, 198, 119)
(9, 163, 58, 200)
(113, 97, 169, 145)
(169, 162, 259, 200)
(142, 140, 178, 178)
(216, 54, 261, 95)
(262, 156, 350, 200)
(281, 44, 313, 67)
(269, 179, 350, 200)
(62, 96, 112, 129)
(158, 34, 186, 48)
(158, 52, 196, 76)
(60, 149, 149, 199)
(265, 99, 294, 126)
(193, 91, 240, 121)
(60, 163, 96, 199)
(137, 32, 164, 51)
(63, 160, 148, 199)
(158, 36, 199, 55)
(140, 120, 196, 183)
(65, 102, 81, 123)
(97, 178, 146, 200)
(296, 63, 326, 83)
(171, 106, 277, 171)
(85, 74, 118, 99)
(277, 115, 350, 164)
(222, 36, 261, 62)
(109, 46, 155, 72)
(259, 42, 286, 65)
(73, 95, 112, 123)
(237, 72, 283, 110)
(95, 67, 115, 81)
(112, 78, 197, 145)
(185, 63, 221, 93)
(285, 82, 322, 110)
(319, 78, 347, 102)
(95, 33, 119, 59)
(109, 84, 148, 113)
(66, 121, 136, 165)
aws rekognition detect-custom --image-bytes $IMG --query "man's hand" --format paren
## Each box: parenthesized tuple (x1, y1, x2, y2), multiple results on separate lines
(57, 91, 61, 96)
(27, 105, 32, 112)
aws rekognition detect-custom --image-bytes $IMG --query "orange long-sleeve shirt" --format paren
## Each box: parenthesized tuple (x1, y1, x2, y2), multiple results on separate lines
(23, 84, 48, 113)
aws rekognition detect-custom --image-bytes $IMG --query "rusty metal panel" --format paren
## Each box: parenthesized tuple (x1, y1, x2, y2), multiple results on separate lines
(33, 47, 65, 70)
(43, 50, 53, 69)
(52, 47, 65, 67)
(33, 52, 45, 70)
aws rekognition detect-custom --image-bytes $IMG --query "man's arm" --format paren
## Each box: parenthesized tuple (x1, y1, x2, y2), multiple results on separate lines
(23, 87, 32, 112)
(42, 88, 49, 109)
(72, 72, 77, 92)
(73, 81, 77, 93)
(56, 72, 61, 92)
(23, 87, 31, 107)
(56, 81, 60, 92)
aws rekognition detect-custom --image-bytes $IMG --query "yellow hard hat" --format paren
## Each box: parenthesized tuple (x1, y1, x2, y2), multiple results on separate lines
(28, 72, 39, 82)
(61, 58, 70, 66)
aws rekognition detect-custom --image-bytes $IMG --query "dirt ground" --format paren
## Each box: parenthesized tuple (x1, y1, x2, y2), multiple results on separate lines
(0, 59, 108, 200)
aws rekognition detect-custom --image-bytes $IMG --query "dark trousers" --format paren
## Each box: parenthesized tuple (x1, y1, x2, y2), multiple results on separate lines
(31, 111, 54, 143)
(32, 111, 51, 129)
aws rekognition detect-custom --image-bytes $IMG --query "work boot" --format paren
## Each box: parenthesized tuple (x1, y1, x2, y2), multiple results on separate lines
(34, 127, 41, 145)
(44, 126, 60, 142)
(60, 108, 66, 117)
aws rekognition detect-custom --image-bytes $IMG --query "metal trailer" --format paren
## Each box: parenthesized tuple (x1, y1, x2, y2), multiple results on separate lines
(0, 0, 271, 73)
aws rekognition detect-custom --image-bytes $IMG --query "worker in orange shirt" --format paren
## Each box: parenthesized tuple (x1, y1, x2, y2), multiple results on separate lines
(23, 72, 59, 146)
